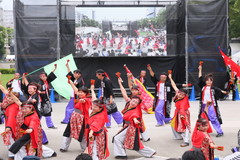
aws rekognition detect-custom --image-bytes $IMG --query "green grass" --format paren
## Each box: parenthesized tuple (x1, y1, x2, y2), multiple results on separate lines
(1, 74, 14, 86)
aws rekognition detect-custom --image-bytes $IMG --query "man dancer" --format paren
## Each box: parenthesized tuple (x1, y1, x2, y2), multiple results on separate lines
(136, 70, 148, 88)
(6, 73, 26, 102)
(95, 69, 123, 128)
(61, 61, 85, 124)
(38, 64, 57, 129)
(147, 65, 173, 126)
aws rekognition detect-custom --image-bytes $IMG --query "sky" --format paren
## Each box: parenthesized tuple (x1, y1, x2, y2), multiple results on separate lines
(0, 0, 13, 10)
(76, 7, 156, 21)
(0, 0, 162, 21)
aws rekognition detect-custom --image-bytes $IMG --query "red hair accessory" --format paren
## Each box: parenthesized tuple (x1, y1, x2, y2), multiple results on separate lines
(147, 64, 151, 67)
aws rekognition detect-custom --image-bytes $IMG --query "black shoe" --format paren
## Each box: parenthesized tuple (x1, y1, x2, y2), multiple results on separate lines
(43, 141, 48, 145)
(48, 126, 57, 129)
(60, 149, 67, 152)
(51, 152, 57, 157)
(61, 121, 68, 124)
(143, 138, 150, 142)
(115, 156, 128, 159)
(216, 133, 224, 137)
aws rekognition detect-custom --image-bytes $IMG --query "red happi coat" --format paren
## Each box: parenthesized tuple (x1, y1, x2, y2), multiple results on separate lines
(5, 103, 20, 139)
(172, 96, 191, 133)
(1, 103, 23, 145)
(87, 108, 109, 160)
(192, 129, 214, 160)
(70, 97, 91, 140)
(22, 112, 43, 157)
(121, 102, 144, 150)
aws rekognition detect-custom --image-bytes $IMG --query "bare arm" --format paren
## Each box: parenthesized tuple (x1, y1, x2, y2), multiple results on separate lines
(66, 62, 71, 73)
(0, 84, 9, 94)
(198, 65, 202, 78)
(69, 80, 78, 93)
(118, 77, 129, 101)
(91, 85, 97, 101)
(127, 73, 134, 89)
(168, 73, 179, 92)
(22, 74, 29, 86)
(147, 65, 155, 77)
(52, 64, 57, 73)
(9, 91, 22, 106)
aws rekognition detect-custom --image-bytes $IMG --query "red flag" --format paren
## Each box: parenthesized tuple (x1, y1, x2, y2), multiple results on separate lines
(123, 65, 154, 113)
(219, 47, 240, 78)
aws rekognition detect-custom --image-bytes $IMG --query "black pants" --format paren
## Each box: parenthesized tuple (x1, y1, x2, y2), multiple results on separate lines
(9, 134, 31, 154)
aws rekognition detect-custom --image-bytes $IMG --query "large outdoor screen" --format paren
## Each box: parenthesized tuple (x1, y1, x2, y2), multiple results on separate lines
(75, 7, 168, 57)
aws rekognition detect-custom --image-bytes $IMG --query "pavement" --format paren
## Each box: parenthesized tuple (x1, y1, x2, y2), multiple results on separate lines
(0, 98, 240, 160)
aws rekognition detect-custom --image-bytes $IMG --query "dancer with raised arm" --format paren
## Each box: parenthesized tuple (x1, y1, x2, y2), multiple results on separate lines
(113, 76, 156, 159)
(168, 72, 191, 147)
(198, 61, 227, 137)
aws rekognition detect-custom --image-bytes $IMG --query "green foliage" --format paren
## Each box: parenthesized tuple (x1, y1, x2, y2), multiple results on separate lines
(137, 9, 166, 29)
(0, 68, 15, 74)
(81, 17, 100, 27)
(0, 26, 7, 56)
(229, 0, 240, 38)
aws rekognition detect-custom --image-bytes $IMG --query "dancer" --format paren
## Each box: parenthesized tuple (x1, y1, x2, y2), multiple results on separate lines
(126, 73, 151, 141)
(136, 70, 148, 88)
(60, 79, 91, 152)
(168, 73, 191, 147)
(8, 101, 43, 160)
(0, 85, 23, 160)
(61, 60, 85, 124)
(6, 73, 26, 102)
(225, 68, 238, 101)
(85, 85, 109, 160)
(191, 118, 224, 160)
(147, 65, 173, 126)
(113, 77, 156, 159)
(95, 69, 123, 128)
(21, 75, 48, 144)
(38, 64, 57, 129)
(198, 62, 227, 137)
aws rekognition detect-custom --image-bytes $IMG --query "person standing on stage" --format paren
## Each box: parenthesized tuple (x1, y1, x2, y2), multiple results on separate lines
(225, 68, 238, 101)
(61, 61, 85, 124)
(85, 85, 109, 160)
(147, 65, 173, 126)
(136, 70, 148, 88)
(21, 75, 48, 145)
(0, 84, 23, 160)
(6, 73, 26, 102)
(60, 80, 91, 152)
(113, 77, 156, 159)
(95, 69, 123, 128)
(168, 73, 191, 147)
(191, 118, 224, 160)
(8, 102, 43, 160)
(198, 62, 227, 137)
(38, 64, 57, 129)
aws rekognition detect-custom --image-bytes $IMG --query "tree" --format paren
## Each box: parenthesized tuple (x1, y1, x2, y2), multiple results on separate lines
(229, 0, 240, 38)
(0, 26, 7, 57)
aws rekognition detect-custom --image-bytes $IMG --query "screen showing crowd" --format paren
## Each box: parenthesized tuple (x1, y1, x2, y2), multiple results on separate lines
(75, 7, 167, 57)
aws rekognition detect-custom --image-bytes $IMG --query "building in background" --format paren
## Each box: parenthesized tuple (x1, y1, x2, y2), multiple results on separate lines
(3, 10, 13, 28)
(0, 0, 3, 26)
